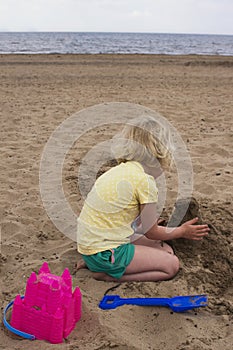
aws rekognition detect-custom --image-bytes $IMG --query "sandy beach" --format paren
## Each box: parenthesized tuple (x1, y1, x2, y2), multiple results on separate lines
(0, 54, 232, 350)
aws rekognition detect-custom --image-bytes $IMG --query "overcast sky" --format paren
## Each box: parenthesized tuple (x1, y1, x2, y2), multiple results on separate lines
(0, 0, 232, 35)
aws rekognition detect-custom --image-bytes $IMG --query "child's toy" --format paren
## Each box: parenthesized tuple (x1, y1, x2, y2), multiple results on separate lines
(99, 294, 208, 312)
(3, 262, 82, 344)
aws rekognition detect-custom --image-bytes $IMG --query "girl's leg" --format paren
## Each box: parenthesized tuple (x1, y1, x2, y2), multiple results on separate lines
(93, 244, 179, 282)
(132, 236, 174, 255)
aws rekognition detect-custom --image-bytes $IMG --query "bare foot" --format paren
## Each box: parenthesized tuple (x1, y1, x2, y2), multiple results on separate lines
(74, 259, 87, 272)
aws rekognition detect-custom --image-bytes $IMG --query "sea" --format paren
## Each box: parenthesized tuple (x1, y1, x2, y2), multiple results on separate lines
(0, 32, 233, 55)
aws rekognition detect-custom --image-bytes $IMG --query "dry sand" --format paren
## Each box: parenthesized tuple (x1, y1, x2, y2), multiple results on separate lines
(0, 54, 233, 350)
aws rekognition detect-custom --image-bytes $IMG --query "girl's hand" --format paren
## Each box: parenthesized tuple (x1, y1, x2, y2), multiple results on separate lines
(180, 217, 209, 240)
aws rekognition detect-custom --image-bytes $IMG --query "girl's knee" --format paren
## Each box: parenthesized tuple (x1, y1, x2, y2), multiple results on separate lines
(173, 255, 180, 274)
(163, 242, 175, 255)
(167, 255, 180, 278)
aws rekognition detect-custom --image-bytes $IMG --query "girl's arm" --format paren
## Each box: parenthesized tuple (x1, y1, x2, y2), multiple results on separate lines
(140, 203, 209, 241)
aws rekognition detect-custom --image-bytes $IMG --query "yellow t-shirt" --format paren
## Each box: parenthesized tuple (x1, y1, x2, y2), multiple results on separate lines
(77, 161, 158, 255)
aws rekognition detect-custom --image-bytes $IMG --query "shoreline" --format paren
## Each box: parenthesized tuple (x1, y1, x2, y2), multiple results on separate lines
(1, 53, 233, 66)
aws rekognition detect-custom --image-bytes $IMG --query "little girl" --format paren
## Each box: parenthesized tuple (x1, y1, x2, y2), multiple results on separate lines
(77, 115, 209, 281)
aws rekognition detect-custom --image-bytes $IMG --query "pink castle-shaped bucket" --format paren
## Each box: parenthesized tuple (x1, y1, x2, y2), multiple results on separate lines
(8, 262, 82, 344)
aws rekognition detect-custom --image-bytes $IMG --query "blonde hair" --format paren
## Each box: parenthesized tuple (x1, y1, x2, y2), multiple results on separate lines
(111, 115, 173, 169)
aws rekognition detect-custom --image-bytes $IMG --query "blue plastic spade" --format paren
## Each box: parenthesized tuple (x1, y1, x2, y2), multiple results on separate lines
(99, 294, 208, 312)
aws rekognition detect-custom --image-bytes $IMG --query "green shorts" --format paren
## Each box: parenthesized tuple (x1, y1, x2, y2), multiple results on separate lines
(82, 243, 135, 279)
